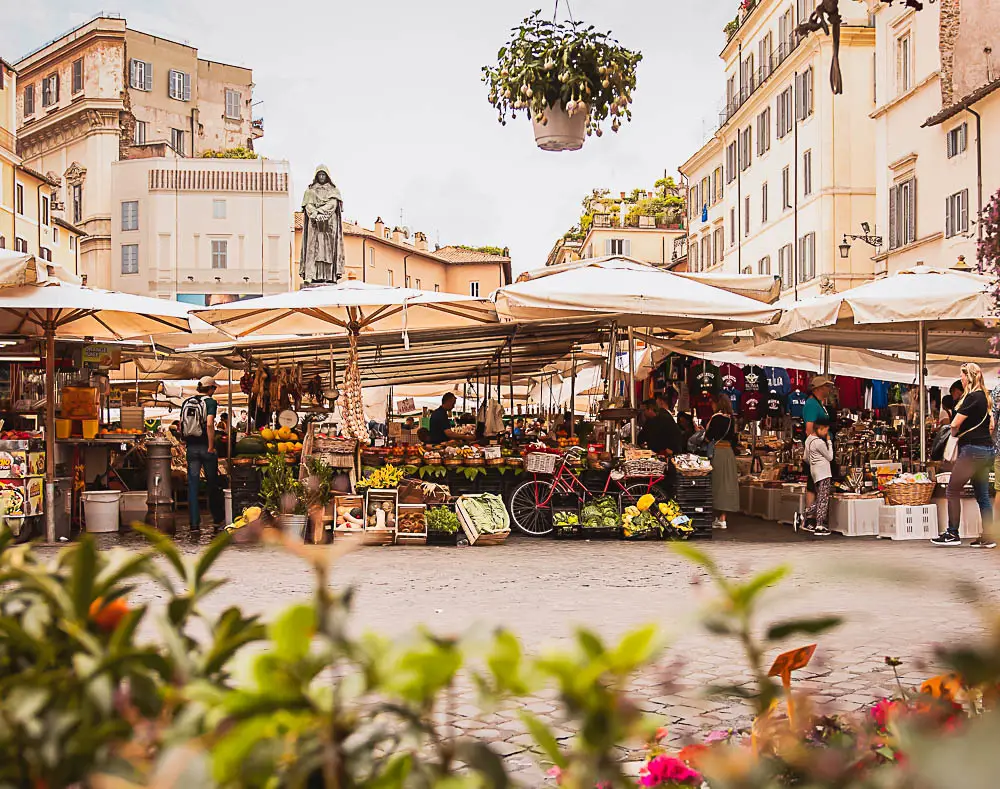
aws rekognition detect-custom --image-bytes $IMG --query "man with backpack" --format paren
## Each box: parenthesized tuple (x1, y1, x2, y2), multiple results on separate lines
(179, 376, 224, 530)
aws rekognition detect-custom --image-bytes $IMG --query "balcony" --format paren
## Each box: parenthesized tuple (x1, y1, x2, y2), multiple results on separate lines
(0, 126, 14, 155)
(718, 33, 801, 128)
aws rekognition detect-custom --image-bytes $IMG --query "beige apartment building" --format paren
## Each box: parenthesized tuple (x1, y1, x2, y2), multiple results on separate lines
(13, 13, 261, 289)
(868, 0, 1000, 275)
(293, 214, 512, 296)
(111, 151, 291, 302)
(0, 59, 82, 273)
(680, 0, 878, 297)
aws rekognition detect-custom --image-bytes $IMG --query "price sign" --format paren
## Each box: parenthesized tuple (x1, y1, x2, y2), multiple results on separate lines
(82, 344, 121, 370)
(396, 398, 416, 414)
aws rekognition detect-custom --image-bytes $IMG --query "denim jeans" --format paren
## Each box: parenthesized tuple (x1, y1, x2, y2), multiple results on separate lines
(187, 443, 224, 528)
(946, 443, 994, 537)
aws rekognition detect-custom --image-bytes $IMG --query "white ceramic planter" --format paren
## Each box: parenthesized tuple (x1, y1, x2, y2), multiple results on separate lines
(531, 102, 587, 152)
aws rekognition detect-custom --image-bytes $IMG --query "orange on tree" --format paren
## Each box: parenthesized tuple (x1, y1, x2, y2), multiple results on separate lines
(89, 596, 130, 632)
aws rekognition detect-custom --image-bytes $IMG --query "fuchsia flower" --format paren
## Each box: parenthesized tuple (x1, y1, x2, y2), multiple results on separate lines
(870, 698, 900, 731)
(703, 729, 732, 745)
(547, 766, 563, 785)
(639, 755, 703, 787)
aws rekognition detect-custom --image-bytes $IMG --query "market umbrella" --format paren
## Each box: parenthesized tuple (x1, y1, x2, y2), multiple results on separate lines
(0, 262, 193, 542)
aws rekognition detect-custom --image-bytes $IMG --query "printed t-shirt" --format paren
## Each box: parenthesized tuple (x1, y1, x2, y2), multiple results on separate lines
(722, 387, 741, 414)
(788, 391, 808, 418)
(764, 367, 791, 396)
(835, 375, 864, 410)
(689, 361, 722, 394)
(787, 369, 812, 392)
(692, 391, 716, 423)
(718, 363, 745, 391)
(740, 391, 763, 421)
(742, 365, 767, 393)
(764, 389, 785, 418)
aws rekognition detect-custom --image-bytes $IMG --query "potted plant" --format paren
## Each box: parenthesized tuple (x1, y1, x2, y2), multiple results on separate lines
(260, 454, 306, 533)
(482, 11, 642, 152)
(302, 456, 336, 543)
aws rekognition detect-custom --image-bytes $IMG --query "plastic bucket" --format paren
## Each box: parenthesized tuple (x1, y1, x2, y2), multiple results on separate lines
(119, 491, 147, 525)
(224, 489, 233, 526)
(82, 420, 99, 440)
(531, 102, 587, 152)
(56, 418, 72, 440)
(83, 491, 122, 533)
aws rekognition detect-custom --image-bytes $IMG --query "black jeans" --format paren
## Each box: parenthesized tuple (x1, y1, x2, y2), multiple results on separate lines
(187, 443, 225, 528)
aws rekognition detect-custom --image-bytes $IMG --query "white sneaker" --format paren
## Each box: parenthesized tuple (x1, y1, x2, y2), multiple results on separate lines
(713, 518, 728, 529)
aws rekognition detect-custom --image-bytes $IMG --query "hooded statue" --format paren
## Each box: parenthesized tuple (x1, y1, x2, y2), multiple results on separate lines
(300, 164, 346, 285)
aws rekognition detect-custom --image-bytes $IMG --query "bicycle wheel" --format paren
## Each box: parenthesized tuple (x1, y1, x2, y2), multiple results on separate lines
(509, 478, 555, 536)
(621, 481, 670, 508)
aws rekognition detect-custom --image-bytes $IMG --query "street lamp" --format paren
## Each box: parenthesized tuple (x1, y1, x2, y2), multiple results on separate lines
(838, 223, 883, 258)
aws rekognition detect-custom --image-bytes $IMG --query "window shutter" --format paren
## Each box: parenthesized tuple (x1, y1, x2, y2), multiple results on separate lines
(130, 59, 137, 88)
(960, 189, 969, 234)
(183, 72, 191, 101)
(144, 62, 153, 92)
(888, 185, 897, 249)
(121, 202, 128, 229)
(906, 178, 917, 244)
(604, 239, 613, 256)
(945, 194, 953, 237)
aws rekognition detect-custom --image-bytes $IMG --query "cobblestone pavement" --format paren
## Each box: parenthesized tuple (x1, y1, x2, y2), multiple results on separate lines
(95, 515, 1000, 783)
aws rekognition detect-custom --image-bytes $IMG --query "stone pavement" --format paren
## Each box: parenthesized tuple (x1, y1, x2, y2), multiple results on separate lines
(98, 516, 1000, 782)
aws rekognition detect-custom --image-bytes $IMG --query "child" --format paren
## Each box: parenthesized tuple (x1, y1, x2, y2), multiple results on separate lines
(803, 417, 834, 536)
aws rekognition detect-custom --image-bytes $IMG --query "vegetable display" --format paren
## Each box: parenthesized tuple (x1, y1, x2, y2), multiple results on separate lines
(554, 511, 580, 529)
(335, 496, 365, 530)
(357, 465, 405, 490)
(367, 500, 396, 530)
(458, 494, 510, 534)
(580, 496, 619, 529)
(426, 507, 460, 534)
(397, 507, 427, 534)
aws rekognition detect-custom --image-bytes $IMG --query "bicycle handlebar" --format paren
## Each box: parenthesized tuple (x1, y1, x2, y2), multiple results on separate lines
(563, 445, 587, 458)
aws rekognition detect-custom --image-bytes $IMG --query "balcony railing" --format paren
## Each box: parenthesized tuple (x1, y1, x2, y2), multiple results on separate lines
(718, 33, 801, 128)
(0, 126, 14, 155)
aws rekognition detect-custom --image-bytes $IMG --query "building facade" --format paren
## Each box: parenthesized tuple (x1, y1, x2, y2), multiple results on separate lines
(13, 14, 261, 290)
(868, 0, 1000, 275)
(680, 0, 878, 297)
(110, 152, 291, 302)
(293, 215, 512, 296)
(0, 59, 82, 273)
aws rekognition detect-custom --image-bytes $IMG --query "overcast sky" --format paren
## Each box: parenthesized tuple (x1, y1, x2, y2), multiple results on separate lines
(5, 1, 731, 274)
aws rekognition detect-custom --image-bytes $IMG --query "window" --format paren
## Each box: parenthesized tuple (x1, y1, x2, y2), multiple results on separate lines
(170, 128, 185, 155)
(795, 0, 810, 25)
(39, 248, 52, 262)
(69, 235, 76, 251)
(761, 182, 769, 223)
(72, 184, 82, 224)
(23, 84, 34, 116)
(405, 275, 411, 288)
(52, 226, 60, 244)
(729, 208, 736, 246)
(470, 281, 480, 297)
(778, 242, 794, 286)
(211, 239, 228, 269)
(703, 235, 712, 270)
(41, 73, 59, 107)
(689, 240, 698, 271)
(225, 89, 241, 120)
(888, 176, 917, 249)
(121, 244, 139, 274)
(607, 238, 630, 256)
(0, 237, 4, 249)
(700, 176, 710, 208)
(714, 226, 724, 265)
(726, 142, 737, 183)
(759, 32, 773, 79)
(779, 7, 793, 45)
(14, 183, 23, 215)
(168, 70, 192, 101)
(14, 237, 28, 253)
(757, 108, 771, 155)
(803, 150, 813, 196)
(759, 255, 771, 275)
(782, 166, 791, 208)
(385, 270, 394, 286)
(212, 199, 227, 219)
(726, 74, 736, 108)
(896, 33, 912, 94)
(415, 278, 421, 289)
(947, 123, 967, 158)
(433, 284, 440, 292)
(713, 166, 724, 202)
(741, 53, 755, 96)
(121, 200, 138, 231)
(744, 196, 751, 236)
(133, 120, 146, 145)
(776, 86, 793, 138)
(796, 68, 814, 120)
(72, 58, 84, 94)
(798, 232, 816, 281)
(946, 189, 969, 238)
(130, 59, 152, 91)
(689, 187, 698, 219)
(740, 126, 752, 171)
(41, 195, 50, 226)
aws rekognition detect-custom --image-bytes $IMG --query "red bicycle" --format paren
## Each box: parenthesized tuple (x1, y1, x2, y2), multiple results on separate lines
(509, 446, 671, 536)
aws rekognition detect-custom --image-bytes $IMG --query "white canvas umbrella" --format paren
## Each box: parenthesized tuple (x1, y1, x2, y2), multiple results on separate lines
(0, 267, 193, 542)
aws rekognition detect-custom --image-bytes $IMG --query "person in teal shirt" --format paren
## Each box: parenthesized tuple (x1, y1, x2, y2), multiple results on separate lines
(797, 375, 835, 533)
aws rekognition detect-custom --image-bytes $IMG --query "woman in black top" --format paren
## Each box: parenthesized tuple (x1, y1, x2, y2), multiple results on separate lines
(706, 393, 739, 529)
(933, 363, 996, 547)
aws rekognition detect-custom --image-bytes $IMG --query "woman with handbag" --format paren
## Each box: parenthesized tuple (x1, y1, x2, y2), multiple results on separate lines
(931, 363, 996, 548)
(706, 394, 739, 530)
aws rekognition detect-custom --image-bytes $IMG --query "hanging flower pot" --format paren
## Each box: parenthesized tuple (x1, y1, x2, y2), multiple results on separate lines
(483, 11, 641, 152)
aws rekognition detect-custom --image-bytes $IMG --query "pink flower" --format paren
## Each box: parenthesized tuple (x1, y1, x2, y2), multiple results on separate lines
(870, 698, 900, 731)
(639, 755, 703, 787)
(703, 729, 731, 744)
(547, 766, 563, 785)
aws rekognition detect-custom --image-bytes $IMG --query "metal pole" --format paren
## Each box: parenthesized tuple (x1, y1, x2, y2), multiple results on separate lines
(569, 350, 576, 440)
(822, 345, 831, 375)
(918, 320, 927, 467)
(628, 327, 637, 444)
(44, 320, 56, 543)
(605, 322, 618, 452)
(227, 367, 233, 466)
(508, 339, 514, 419)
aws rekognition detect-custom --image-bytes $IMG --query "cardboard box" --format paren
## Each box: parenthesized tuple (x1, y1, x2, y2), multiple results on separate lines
(0, 450, 27, 479)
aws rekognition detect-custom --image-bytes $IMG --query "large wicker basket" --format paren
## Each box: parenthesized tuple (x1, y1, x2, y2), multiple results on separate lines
(623, 458, 667, 477)
(884, 480, 935, 506)
(525, 452, 559, 474)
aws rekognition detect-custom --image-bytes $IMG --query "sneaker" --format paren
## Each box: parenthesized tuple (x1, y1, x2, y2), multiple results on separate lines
(931, 532, 962, 547)
(713, 518, 728, 529)
(813, 526, 832, 536)
(970, 537, 997, 548)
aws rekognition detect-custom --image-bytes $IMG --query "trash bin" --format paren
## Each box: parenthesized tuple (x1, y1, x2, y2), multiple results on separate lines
(83, 491, 121, 533)
(119, 491, 147, 526)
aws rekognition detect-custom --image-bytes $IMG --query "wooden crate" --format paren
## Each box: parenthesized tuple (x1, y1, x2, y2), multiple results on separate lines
(456, 495, 511, 546)
(396, 503, 428, 545)
(333, 495, 365, 539)
(364, 489, 398, 544)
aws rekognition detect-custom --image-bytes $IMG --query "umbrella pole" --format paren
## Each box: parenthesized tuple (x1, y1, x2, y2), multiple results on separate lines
(918, 320, 927, 468)
(605, 322, 617, 453)
(227, 368, 233, 467)
(822, 345, 831, 375)
(569, 351, 576, 440)
(44, 321, 56, 544)
(628, 328, 637, 444)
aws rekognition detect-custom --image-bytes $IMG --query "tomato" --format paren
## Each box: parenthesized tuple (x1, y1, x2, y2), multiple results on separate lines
(88, 597, 130, 632)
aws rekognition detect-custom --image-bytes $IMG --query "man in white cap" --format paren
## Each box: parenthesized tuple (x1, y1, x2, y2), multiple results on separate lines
(178, 375, 224, 530)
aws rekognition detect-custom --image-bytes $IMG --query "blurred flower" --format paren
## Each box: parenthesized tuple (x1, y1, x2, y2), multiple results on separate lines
(639, 755, 702, 787)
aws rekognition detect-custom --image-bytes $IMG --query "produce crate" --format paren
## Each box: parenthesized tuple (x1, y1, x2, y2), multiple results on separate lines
(830, 496, 881, 537)
(424, 503, 461, 545)
(396, 503, 428, 545)
(363, 489, 398, 545)
(333, 495, 365, 539)
(456, 494, 511, 546)
(551, 492, 581, 539)
(878, 504, 938, 541)
(579, 494, 622, 539)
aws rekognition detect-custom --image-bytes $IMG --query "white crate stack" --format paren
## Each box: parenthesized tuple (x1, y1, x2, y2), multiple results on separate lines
(878, 505, 938, 540)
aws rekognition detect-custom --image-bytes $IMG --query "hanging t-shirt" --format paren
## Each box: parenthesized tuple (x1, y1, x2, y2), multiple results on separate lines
(787, 369, 813, 392)
(764, 389, 785, 419)
(871, 380, 891, 411)
(689, 361, 722, 395)
(718, 363, 745, 391)
(692, 391, 716, 423)
(741, 391, 763, 421)
(722, 387, 741, 414)
(764, 367, 791, 396)
(742, 365, 767, 393)
(788, 390, 808, 418)
(836, 375, 865, 410)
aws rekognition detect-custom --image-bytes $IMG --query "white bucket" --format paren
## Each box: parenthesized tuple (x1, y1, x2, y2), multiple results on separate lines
(84, 491, 122, 533)
(119, 491, 147, 525)
(224, 489, 233, 526)
(531, 102, 587, 152)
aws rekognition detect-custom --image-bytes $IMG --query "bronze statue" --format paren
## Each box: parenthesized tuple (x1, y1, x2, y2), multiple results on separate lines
(300, 165, 345, 285)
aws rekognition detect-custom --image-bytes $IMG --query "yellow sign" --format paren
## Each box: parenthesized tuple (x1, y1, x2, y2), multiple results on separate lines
(82, 344, 121, 369)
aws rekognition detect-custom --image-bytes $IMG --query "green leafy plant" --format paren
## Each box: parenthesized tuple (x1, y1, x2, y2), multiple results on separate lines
(302, 455, 336, 510)
(259, 453, 305, 515)
(200, 147, 258, 159)
(482, 11, 642, 138)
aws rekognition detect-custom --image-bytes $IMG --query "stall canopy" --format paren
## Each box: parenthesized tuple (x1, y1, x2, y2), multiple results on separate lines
(496, 257, 781, 330)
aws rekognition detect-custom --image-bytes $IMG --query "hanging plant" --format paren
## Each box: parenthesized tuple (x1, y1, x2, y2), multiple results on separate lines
(482, 10, 641, 151)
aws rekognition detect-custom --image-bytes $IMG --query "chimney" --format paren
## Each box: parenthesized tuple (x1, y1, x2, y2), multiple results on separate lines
(374, 216, 385, 237)
(392, 227, 404, 244)
(414, 231, 428, 251)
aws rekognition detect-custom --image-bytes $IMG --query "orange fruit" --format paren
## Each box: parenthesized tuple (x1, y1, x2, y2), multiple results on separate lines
(89, 597, 130, 632)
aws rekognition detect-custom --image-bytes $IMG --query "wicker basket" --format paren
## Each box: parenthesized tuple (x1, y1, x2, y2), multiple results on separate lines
(315, 436, 358, 454)
(623, 458, 667, 477)
(443, 458, 463, 467)
(884, 480, 935, 506)
(525, 452, 559, 474)
(624, 447, 655, 462)
(677, 467, 713, 478)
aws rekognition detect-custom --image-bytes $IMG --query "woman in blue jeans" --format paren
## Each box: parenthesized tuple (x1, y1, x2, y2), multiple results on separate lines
(932, 363, 996, 548)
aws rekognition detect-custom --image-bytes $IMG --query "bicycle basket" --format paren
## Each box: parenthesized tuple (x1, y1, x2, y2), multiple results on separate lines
(525, 452, 559, 474)
(623, 458, 667, 477)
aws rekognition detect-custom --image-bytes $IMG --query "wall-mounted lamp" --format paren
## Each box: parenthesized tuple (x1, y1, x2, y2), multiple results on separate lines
(839, 223, 883, 258)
